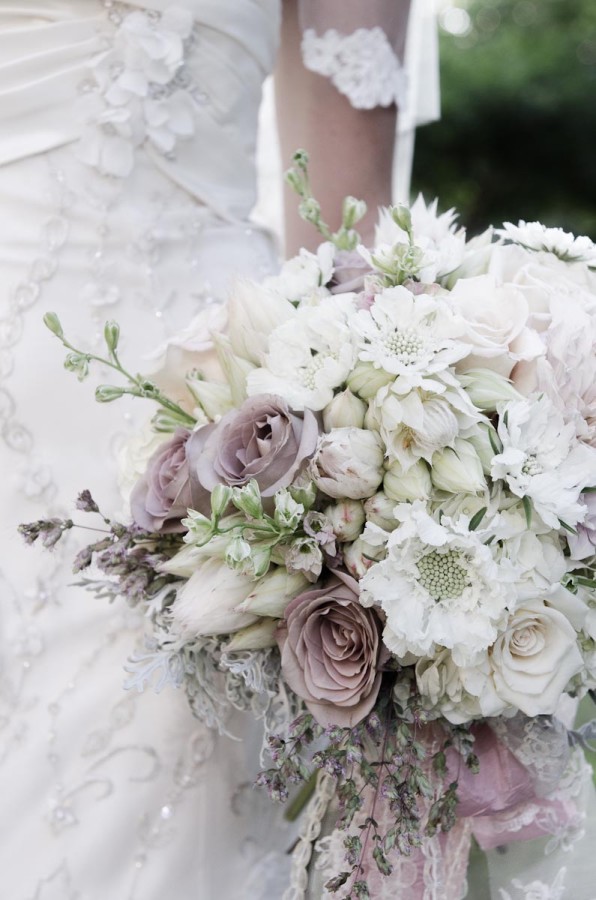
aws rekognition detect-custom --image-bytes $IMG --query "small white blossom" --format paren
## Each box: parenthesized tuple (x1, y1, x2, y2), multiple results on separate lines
(500, 220, 596, 265)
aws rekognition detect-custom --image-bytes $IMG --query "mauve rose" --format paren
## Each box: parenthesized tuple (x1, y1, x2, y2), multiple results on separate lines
(276, 571, 387, 727)
(187, 394, 319, 513)
(331, 250, 373, 295)
(130, 428, 192, 532)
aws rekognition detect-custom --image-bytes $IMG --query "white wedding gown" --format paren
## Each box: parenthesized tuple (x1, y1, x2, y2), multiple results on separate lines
(0, 2, 441, 899)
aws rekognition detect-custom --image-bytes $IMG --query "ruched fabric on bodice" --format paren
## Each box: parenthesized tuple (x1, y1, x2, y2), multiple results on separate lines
(0, 0, 280, 221)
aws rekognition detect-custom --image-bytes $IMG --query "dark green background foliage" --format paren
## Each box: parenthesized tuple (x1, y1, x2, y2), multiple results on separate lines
(412, 0, 596, 238)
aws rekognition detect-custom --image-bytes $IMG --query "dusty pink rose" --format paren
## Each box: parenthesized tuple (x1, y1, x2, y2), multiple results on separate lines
(330, 250, 372, 295)
(130, 428, 192, 532)
(187, 394, 319, 513)
(276, 571, 386, 727)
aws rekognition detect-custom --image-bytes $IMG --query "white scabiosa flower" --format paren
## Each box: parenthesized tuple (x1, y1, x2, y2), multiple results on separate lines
(360, 501, 517, 666)
(246, 295, 357, 411)
(264, 242, 335, 301)
(499, 220, 596, 265)
(491, 394, 596, 528)
(351, 287, 470, 393)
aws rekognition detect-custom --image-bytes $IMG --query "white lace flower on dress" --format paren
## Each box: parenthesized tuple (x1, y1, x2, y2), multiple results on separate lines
(77, 6, 195, 177)
(301, 27, 407, 110)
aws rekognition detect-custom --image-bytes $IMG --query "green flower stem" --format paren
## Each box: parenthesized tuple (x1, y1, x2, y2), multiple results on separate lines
(284, 770, 319, 823)
(51, 330, 196, 426)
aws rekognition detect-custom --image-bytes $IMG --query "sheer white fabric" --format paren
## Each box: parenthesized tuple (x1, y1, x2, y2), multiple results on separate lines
(0, 3, 297, 898)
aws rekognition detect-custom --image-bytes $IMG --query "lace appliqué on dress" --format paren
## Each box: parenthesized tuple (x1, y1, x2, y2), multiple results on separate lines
(301, 27, 407, 111)
(78, 4, 200, 177)
(499, 867, 567, 900)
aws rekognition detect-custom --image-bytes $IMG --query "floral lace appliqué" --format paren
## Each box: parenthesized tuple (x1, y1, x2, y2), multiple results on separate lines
(77, 5, 197, 177)
(499, 867, 567, 900)
(301, 27, 407, 111)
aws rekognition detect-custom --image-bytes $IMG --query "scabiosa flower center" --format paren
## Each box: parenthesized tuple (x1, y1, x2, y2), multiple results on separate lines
(300, 353, 326, 390)
(521, 453, 543, 477)
(417, 549, 469, 601)
(383, 327, 425, 365)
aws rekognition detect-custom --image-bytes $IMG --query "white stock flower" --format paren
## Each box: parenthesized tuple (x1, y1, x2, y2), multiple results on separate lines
(311, 428, 384, 499)
(351, 287, 469, 392)
(246, 295, 357, 411)
(489, 599, 583, 716)
(170, 559, 258, 638)
(499, 220, 596, 265)
(370, 381, 482, 470)
(227, 280, 295, 364)
(447, 275, 542, 377)
(265, 243, 334, 302)
(360, 500, 515, 665)
(491, 394, 596, 528)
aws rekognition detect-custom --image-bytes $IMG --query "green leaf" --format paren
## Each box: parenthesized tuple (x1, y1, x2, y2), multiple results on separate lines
(559, 518, 578, 535)
(488, 427, 502, 455)
(522, 495, 532, 527)
(468, 507, 487, 531)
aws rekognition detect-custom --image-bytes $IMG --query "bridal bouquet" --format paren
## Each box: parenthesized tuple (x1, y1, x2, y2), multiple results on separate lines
(22, 154, 596, 898)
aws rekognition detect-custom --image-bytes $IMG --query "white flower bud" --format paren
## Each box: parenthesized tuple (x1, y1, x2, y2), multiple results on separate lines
(431, 439, 486, 494)
(343, 536, 385, 579)
(347, 362, 393, 399)
(274, 490, 304, 530)
(186, 377, 233, 420)
(459, 368, 521, 412)
(384, 460, 432, 502)
(342, 196, 367, 229)
(226, 618, 278, 651)
(467, 424, 496, 475)
(225, 536, 252, 569)
(322, 500, 365, 542)
(364, 492, 399, 531)
(323, 390, 367, 430)
(311, 428, 384, 500)
(210, 484, 233, 519)
(237, 568, 310, 618)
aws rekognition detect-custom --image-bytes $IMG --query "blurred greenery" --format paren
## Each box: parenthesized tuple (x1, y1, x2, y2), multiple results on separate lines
(412, 0, 596, 238)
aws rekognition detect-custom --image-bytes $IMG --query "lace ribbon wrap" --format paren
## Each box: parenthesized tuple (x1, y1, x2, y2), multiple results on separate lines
(301, 26, 407, 110)
(286, 717, 591, 900)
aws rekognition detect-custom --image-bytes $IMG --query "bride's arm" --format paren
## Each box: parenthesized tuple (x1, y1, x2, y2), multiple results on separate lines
(276, 0, 411, 255)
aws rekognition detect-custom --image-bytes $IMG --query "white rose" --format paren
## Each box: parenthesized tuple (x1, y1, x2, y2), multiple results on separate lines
(170, 559, 258, 637)
(311, 428, 384, 499)
(116, 424, 170, 508)
(490, 600, 583, 715)
(448, 274, 541, 377)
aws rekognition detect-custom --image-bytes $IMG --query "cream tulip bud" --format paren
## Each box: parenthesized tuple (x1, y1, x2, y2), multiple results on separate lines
(227, 280, 295, 365)
(311, 428, 384, 499)
(343, 536, 385, 579)
(170, 559, 258, 637)
(384, 459, 432, 502)
(467, 424, 497, 475)
(236, 568, 310, 618)
(347, 362, 393, 399)
(323, 390, 367, 430)
(364, 492, 399, 531)
(323, 500, 366, 542)
(431, 439, 486, 494)
(186, 377, 233, 421)
(459, 368, 521, 412)
(225, 618, 278, 651)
